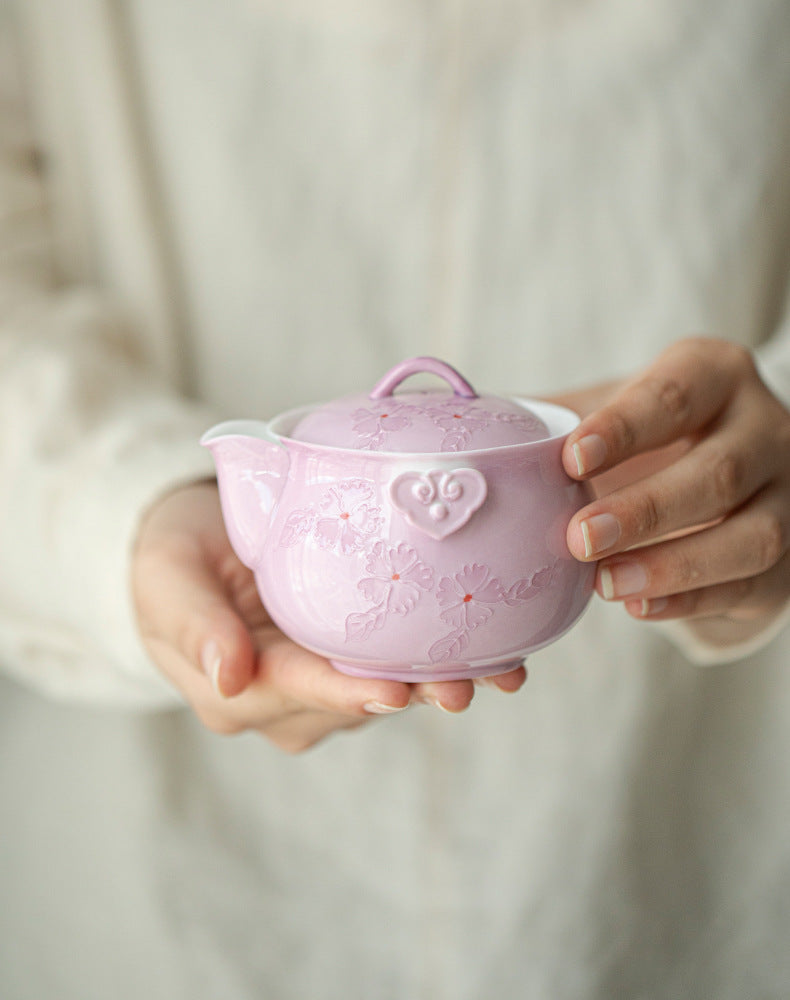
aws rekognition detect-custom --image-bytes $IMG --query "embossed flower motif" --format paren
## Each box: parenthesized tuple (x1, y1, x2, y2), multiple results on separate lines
(423, 401, 495, 451)
(346, 542, 434, 642)
(435, 564, 505, 630)
(358, 541, 434, 615)
(314, 480, 383, 554)
(494, 410, 548, 437)
(350, 402, 415, 450)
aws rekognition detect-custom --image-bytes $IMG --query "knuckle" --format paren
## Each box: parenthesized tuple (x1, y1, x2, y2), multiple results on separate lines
(753, 510, 786, 571)
(707, 337, 754, 381)
(670, 335, 716, 367)
(674, 336, 753, 380)
(606, 407, 637, 454)
(152, 531, 203, 569)
(710, 451, 746, 511)
(634, 492, 662, 539)
(677, 334, 713, 352)
(724, 340, 755, 377)
(644, 375, 692, 425)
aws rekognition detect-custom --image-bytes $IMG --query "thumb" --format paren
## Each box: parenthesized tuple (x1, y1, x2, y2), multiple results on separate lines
(134, 541, 256, 698)
(193, 582, 257, 699)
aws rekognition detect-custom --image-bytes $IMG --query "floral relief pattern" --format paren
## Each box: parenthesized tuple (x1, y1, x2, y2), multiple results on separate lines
(435, 563, 506, 630)
(423, 400, 495, 452)
(344, 549, 556, 664)
(279, 480, 383, 554)
(345, 542, 434, 641)
(347, 398, 548, 452)
(350, 402, 417, 450)
(276, 478, 555, 667)
(427, 563, 554, 663)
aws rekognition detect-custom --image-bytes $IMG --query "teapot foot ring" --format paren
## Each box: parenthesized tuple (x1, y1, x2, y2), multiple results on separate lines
(328, 658, 526, 684)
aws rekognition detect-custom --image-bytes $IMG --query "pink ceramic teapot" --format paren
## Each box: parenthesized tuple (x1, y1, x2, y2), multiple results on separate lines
(202, 358, 594, 681)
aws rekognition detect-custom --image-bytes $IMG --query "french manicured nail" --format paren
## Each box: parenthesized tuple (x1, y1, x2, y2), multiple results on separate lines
(600, 562, 648, 600)
(639, 597, 668, 616)
(424, 697, 460, 714)
(200, 638, 224, 695)
(580, 513, 621, 557)
(572, 434, 607, 476)
(477, 661, 527, 690)
(364, 701, 409, 715)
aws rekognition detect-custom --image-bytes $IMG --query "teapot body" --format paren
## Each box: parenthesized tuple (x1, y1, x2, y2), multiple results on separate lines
(249, 423, 594, 681)
(204, 360, 597, 682)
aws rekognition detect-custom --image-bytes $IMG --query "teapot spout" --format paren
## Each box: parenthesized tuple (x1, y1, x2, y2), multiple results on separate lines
(201, 421, 290, 569)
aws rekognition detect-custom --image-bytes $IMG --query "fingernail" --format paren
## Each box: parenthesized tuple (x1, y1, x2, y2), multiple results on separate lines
(600, 561, 648, 600)
(477, 660, 527, 690)
(639, 597, 668, 617)
(424, 696, 459, 714)
(580, 513, 621, 557)
(200, 638, 224, 695)
(364, 701, 410, 715)
(572, 434, 607, 475)
(476, 678, 525, 692)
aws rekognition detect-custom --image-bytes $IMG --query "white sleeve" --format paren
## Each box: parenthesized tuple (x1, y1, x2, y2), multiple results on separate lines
(0, 26, 217, 708)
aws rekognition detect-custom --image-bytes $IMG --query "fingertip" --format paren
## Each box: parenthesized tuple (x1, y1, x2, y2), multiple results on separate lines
(360, 681, 412, 715)
(567, 432, 608, 478)
(414, 679, 475, 713)
(476, 663, 528, 692)
(200, 627, 256, 698)
(217, 656, 256, 698)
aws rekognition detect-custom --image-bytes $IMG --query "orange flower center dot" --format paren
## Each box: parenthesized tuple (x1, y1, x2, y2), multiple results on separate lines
(391, 573, 400, 581)
(453, 414, 462, 419)
(463, 594, 473, 602)
(339, 512, 350, 520)
(381, 413, 388, 418)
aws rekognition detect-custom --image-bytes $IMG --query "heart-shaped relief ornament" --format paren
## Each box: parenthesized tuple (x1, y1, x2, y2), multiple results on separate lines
(388, 468, 487, 540)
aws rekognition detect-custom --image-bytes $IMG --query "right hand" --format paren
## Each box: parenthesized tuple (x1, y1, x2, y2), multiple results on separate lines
(131, 481, 526, 753)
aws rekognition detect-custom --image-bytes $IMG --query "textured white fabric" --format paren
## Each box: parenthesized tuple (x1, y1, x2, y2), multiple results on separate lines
(0, 5, 216, 704)
(1, 1, 790, 998)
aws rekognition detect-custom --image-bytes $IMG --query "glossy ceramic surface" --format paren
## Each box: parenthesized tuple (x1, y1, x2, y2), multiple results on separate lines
(290, 358, 549, 453)
(202, 358, 595, 681)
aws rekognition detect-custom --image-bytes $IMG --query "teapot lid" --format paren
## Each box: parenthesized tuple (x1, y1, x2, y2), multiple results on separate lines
(287, 357, 550, 453)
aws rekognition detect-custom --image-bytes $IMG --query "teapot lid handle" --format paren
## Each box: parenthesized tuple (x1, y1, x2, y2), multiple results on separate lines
(369, 357, 478, 400)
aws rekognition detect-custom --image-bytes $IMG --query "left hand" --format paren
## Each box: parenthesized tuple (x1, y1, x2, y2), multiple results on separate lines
(132, 482, 526, 753)
(557, 337, 790, 648)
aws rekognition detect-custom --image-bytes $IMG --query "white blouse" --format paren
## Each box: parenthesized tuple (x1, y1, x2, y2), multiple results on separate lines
(1, 1, 789, 997)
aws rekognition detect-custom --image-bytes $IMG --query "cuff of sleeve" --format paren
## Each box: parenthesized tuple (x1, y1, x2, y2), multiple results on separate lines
(653, 600, 790, 666)
(72, 400, 220, 706)
(1, 396, 219, 708)
(0, 291, 222, 707)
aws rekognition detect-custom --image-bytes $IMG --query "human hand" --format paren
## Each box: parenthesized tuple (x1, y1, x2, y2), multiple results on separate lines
(558, 337, 790, 649)
(131, 482, 526, 751)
